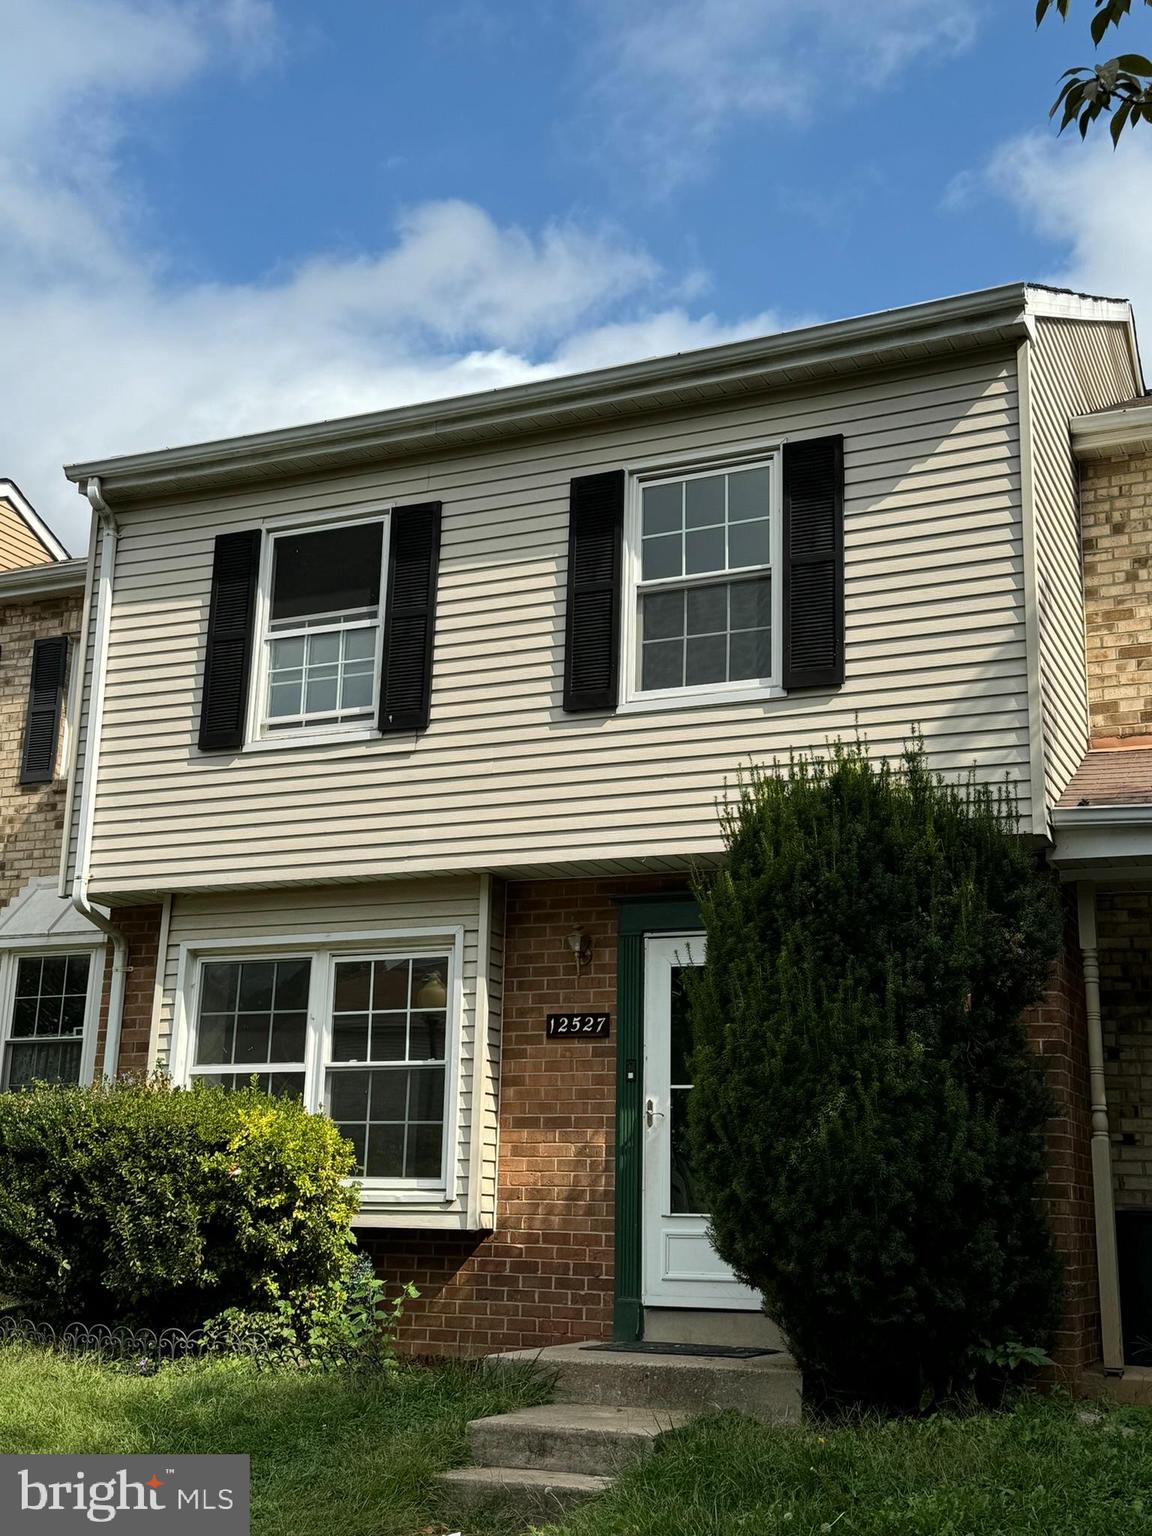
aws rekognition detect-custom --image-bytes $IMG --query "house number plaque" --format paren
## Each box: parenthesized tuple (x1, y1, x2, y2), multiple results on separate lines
(546, 1013, 610, 1038)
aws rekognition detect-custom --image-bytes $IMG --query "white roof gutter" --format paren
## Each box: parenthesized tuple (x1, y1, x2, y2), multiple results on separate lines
(62, 283, 1136, 505)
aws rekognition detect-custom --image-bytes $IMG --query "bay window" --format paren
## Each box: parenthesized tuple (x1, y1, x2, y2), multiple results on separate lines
(180, 934, 459, 1198)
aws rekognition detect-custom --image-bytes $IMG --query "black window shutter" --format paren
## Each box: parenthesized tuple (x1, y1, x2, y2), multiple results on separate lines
(198, 529, 261, 752)
(20, 635, 68, 785)
(378, 501, 442, 733)
(782, 435, 845, 691)
(563, 470, 625, 712)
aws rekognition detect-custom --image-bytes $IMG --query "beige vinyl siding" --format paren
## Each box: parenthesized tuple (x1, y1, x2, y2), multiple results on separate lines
(159, 878, 490, 1223)
(1026, 318, 1139, 812)
(83, 348, 1032, 894)
(0, 500, 54, 571)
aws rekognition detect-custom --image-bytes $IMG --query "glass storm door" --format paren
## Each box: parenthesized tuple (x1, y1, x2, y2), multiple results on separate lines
(641, 934, 762, 1310)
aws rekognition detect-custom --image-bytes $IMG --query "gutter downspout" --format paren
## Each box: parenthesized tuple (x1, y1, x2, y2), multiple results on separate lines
(71, 476, 129, 1081)
(1078, 883, 1125, 1373)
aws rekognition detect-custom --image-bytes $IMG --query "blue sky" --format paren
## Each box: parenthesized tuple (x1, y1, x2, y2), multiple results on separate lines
(5, 0, 1152, 550)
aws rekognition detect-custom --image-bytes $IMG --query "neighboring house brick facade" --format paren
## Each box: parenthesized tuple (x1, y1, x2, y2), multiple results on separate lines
(0, 588, 84, 906)
(0, 498, 108, 1100)
(54, 283, 1152, 1387)
(1080, 452, 1152, 741)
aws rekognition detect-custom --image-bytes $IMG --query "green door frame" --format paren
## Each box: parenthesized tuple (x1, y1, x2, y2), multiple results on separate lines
(612, 892, 702, 1341)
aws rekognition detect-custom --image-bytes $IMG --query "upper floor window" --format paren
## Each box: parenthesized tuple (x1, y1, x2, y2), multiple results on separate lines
(627, 458, 779, 704)
(256, 519, 387, 738)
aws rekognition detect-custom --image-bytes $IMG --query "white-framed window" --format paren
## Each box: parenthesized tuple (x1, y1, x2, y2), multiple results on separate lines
(175, 930, 462, 1200)
(623, 452, 782, 707)
(0, 944, 103, 1090)
(250, 513, 389, 742)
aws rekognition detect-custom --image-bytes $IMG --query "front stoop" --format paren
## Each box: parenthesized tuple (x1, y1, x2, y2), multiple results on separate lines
(435, 1343, 802, 1524)
(490, 1340, 803, 1424)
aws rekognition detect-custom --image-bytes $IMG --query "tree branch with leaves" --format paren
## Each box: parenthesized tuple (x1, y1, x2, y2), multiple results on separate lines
(1040, 0, 1152, 140)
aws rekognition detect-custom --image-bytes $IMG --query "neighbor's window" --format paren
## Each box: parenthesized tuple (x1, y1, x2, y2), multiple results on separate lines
(2, 953, 92, 1090)
(634, 462, 774, 697)
(188, 946, 453, 1189)
(326, 955, 449, 1184)
(259, 519, 386, 734)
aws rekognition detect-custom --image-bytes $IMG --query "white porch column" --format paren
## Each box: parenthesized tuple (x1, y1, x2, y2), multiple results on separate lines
(1077, 883, 1125, 1373)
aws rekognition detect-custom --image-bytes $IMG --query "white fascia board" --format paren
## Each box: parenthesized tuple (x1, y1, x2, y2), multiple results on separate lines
(1071, 402, 1152, 460)
(1023, 289, 1133, 325)
(0, 556, 87, 601)
(1050, 806, 1152, 872)
(0, 480, 70, 560)
(62, 283, 1042, 499)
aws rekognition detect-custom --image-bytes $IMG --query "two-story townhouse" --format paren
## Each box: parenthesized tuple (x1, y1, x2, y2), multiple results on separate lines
(0, 486, 114, 1095)
(57, 283, 1145, 1383)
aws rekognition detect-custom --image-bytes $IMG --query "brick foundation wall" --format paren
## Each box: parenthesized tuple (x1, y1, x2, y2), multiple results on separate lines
(1024, 907, 1100, 1372)
(0, 590, 84, 906)
(92, 905, 163, 1078)
(1097, 891, 1152, 1209)
(1080, 450, 1152, 740)
(364, 875, 685, 1356)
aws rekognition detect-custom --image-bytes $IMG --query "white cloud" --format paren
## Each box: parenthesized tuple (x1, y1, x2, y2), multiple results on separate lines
(580, 0, 979, 182)
(981, 132, 1152, 325)
(0, 0, 796, 552)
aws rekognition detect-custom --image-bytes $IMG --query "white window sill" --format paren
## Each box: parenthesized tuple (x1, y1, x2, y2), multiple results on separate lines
(352, 1202, 477, 1232)
(617, 685, 787, 715)
(240, 725, 385, 753)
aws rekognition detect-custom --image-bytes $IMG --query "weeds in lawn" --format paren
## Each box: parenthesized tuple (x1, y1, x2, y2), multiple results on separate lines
(0, 1345, 547, 1536)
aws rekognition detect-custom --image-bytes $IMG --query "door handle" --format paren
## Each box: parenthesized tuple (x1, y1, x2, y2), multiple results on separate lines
(646, 1098, 664, 1128)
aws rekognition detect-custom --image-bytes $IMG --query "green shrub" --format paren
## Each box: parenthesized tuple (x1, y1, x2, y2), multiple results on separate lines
(0, 1077, 359, 1328)
(687, 741, 1064, 1409)
(206, 1256, 419, 1366)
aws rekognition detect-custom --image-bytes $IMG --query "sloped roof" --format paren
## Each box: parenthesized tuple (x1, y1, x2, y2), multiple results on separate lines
(1057, 749, 1152, 809)
(0, 877, 106, 942)
(0, 479, 70, 561)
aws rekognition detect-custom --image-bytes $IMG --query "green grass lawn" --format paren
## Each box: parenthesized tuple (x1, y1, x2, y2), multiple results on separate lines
(0, 1344, 545, 1536)
(537, 1395, 1152, 1536)
(2, 1347, 1150, 1536)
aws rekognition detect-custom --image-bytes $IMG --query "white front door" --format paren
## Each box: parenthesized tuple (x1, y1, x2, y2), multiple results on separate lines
(641, 934, 762, 1310)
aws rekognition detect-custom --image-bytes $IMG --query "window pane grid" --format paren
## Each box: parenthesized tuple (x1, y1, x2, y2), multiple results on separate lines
(259, 519, 385, 734)
(192, 959, 309, 1088)
(636, 464, 774, 695)
(328, 955, 449, 1181)
(266, 622, 378, 725)
(640, 575, 771, 692)
(3, 953, 92, 1091)
(640, 466, 771, 583)
(188, 949, 452, 1187)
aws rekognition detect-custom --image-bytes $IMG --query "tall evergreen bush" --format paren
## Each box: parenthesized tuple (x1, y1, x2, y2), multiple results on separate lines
(687, 742, 1064, 1408)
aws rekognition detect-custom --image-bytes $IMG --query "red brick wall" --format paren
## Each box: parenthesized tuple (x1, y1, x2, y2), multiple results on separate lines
(1024, 908, 1100, 1373)
(366, 878, 1103, 1371)
(92, 904, 163, 1078)
(365, 876, 685, 1356)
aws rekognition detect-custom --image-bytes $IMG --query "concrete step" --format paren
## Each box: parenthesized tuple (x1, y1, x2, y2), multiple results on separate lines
(468, 1402, 694, 1474)
(435, 1464, 612, 1523)
(488, 1341, 803, 1424)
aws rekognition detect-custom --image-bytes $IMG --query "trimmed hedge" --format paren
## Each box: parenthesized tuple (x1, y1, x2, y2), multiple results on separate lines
(687, 742, 1064, 1408)
(0, 1078, 359, 1327)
